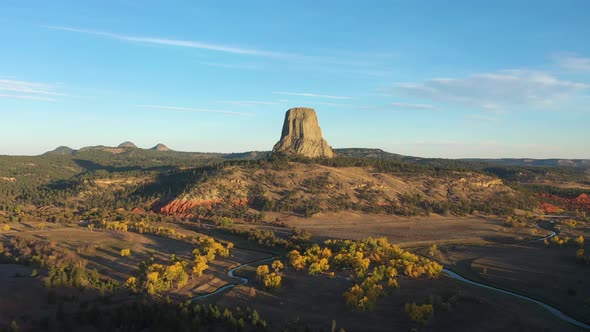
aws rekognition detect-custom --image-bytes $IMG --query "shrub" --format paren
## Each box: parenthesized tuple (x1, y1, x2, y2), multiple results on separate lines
(574, 235, 584, 248)
(287, 250, 307, 270)
(576, 249, 589, 264)
(428, 244, 439, 257)
(308, 258, 330, 275)
(256, 265, 270, 279)
(405, 302, 434, 325)
(256, 264, 282, 289)
(262, 273, 282, 289)
(271, 260, 284, 273)
(219, 217, 234, 227)
(562, 219, 577, 229)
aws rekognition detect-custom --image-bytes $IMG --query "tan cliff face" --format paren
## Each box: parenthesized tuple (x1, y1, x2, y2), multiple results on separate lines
(273, 107, 335, 158)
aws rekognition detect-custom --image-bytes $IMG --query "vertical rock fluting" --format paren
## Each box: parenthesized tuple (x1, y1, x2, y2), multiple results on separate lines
(272, 107, 335, 158)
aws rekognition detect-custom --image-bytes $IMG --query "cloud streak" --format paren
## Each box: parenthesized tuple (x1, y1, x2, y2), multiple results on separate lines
(0, 94, 55, 101)
(46, 27, 398, 76)
(136, 104, 254, 116)
(48, 26, 289, 57)
(0, 79, 65, 102)
(390, 102, 437, 111)
(217, 100, 281, 106)
(198, 62, 260, 70)
(553, 53, 590, 72)
(272, 91, 352, 100)
(394, 70, 588, 111)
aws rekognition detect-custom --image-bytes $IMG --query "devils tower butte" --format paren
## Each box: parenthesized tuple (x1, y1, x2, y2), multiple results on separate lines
(273, 107, 335, 158)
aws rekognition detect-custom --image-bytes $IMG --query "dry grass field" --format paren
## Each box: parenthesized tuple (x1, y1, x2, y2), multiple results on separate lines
(427, 239, 590, 325)
(215, 262, 578, 331)
(273, 211, 542, 247)
(1, 213, 587, 331)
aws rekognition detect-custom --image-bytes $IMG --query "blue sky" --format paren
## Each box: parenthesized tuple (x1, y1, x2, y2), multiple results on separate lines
(1, 1, 589, 158)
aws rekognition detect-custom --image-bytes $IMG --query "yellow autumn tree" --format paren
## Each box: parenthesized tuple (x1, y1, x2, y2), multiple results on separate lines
(574, 235, 584, 248)
(271, 260, 284, 273)
(308, 258, 330, 275)
(263, 273, 282, 289)
(164, 261, 188, 289)
(256, 265, 270, 279)
(193, 255, 209, 277)
(287, 250, 307, 271)
(125, 276, 138, 292)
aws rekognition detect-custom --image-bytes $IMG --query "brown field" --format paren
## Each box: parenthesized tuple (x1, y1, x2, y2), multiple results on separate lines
(213, 263, 578, 331)
(0, 222, 266, 296)
(273, 211, 542, 247)
(530, 180, 590, 190)
(421, 221, 590, 326)
(2, 214, 588, 331)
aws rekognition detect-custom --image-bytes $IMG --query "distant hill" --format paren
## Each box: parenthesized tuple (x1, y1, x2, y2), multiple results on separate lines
(44, 146, 74, 155)
(223, 151, 272, 160)
(118, 141, 138, 148)
(151, 143, 171, 152)
(461, 158, 590, 168)
(334, 148, 403, 160)
(40, 145, 590, 170)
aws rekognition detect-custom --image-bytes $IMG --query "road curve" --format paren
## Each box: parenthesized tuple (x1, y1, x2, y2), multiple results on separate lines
(442, 228, 590, 330)
(191, 256, 275, 301)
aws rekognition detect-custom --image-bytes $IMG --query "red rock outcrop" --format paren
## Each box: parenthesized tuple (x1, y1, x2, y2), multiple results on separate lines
(155, 198, 249, 216)
(540, 202, 565, 214)
(540, 193, 590, 212)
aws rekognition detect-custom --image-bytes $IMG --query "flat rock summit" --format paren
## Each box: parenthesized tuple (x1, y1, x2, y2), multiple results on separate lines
(273, 107, 334, 158)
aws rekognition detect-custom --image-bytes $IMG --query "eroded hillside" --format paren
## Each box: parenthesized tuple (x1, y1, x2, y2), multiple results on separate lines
(155, 162, 523, 217)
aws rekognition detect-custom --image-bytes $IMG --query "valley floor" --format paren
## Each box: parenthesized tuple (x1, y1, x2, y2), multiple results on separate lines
(1, 212, 588, 331)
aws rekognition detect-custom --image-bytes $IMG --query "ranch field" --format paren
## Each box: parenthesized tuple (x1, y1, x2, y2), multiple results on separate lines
(422, 220, 590, 327)
(215, 263, 578, 331)
(269, 211, 543, 247)
(1, 213, 587, 331)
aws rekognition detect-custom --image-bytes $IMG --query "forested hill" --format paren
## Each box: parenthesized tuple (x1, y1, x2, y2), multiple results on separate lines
(0, 145, 588, 220)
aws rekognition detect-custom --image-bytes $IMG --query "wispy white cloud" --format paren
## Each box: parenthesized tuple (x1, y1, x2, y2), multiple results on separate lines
(553, 53, 590, 72)
(393, 70, 588, 111)
(0, 79, 65, 102)
(136, 104, 254, 116)
(46, 27, 398, 77)
(0, 94, 55, 101)
(198, 62, 261, 70)
(312, 101, 356, 107)
(216, 100, 281, 106)
(47, 26, 290, 57)
(390, 102, 437, 111)
(272, 91, 352, 100)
